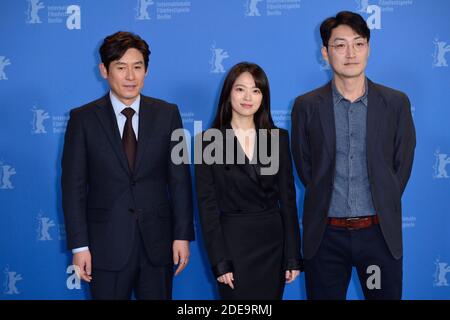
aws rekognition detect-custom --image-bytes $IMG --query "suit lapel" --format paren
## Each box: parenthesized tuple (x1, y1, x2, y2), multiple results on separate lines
(317, 82, 336, 161)
(134, 96, 156, 174)
(222, 126, 259, 185)
(253, 129, 277, 191)
(366, 79, 385, 160)
(240, 131, 259, 185)
(94, 94, 131, 175)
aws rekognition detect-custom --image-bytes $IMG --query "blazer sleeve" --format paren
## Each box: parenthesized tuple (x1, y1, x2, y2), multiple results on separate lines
(168, 105, 195, 241)
(61, 109, 89, 250)
(277, 130, 303, 271)
(291, 98, 312, 187)
(195, 134, 234, 278)
(394, 94, 416, 195)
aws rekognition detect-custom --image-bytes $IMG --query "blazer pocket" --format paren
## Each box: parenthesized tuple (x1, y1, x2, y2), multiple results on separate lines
(87, 208, 110, 222)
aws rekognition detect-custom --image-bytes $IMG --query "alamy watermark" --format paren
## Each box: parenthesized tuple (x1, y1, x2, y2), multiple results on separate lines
(170, 121, 280, 175)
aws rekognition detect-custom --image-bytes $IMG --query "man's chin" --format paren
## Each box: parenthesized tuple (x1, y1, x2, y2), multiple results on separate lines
(122, 93, 140, 100)
(340, 71, 365, 79)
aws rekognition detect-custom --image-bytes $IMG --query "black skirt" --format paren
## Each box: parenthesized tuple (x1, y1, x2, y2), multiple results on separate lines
(218, 209, 285, 300)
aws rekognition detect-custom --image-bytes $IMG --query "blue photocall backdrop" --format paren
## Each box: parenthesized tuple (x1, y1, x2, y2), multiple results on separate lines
(0, 0, 449, 299)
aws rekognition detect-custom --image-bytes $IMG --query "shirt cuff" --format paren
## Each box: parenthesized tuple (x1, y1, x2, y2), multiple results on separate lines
(72, 246, 89, 254)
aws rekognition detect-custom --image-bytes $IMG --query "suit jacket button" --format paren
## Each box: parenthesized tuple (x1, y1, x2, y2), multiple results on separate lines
(129, 208, 135, 213)
(131, 181, 136, 186)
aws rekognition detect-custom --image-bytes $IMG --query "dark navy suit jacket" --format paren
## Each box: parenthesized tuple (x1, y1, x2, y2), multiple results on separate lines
(62, 94, 194, 271)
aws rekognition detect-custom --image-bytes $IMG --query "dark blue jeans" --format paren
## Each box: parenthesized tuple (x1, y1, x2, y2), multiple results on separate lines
(304, 224, 402, 300)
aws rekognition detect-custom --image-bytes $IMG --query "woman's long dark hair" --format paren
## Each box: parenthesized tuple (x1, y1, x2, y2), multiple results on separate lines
(211, 62, 275, 130)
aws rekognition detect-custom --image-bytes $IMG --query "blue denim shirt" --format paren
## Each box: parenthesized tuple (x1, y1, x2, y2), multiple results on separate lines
(327, 79, 376, 218)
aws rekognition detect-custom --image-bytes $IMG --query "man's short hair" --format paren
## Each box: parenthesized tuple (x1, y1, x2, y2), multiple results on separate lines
(320, 11, 370, 48)
(99, 31, 150, 71)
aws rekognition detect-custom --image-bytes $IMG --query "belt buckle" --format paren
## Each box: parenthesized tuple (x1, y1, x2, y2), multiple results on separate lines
(345, 217, 364, 230)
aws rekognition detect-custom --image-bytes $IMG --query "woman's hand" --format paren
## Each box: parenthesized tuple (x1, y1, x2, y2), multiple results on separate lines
(217, 272, 235, 289)
(285, 270, 300, 283)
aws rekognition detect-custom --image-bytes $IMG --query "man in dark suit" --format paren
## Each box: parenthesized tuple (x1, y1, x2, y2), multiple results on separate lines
(61, 31, 194, 300)
(291, 11, 415, 299)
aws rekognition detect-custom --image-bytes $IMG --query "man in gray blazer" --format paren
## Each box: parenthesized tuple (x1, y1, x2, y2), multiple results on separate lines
(291, 11, 415, 299)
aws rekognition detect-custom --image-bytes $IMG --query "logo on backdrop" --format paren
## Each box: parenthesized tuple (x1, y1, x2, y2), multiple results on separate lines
(30, 107, 69, 134)
(136, 0, 154, 20)
(3, 267, 22, 295)
(245, 0, 263, 16)
(210, 44, 229, 74)
(356, 0, 370, 12)
(356, 0, 413, 14)
(36, 212, 56, 241)
(181, 111, 195, 124)
(26, 0, 45, 24)
(25, 1, 81, 29)
(432, 38, 450, 68)
(30, 106, 50, 134)
(0, 162, 16, 190)
(244, 0, 301, 17)
(135, 0, 191, 20)
(271, 109, 290, 128)
(402, 216, 416, 229)
(434, 258, 450, 287)
(433, 149, 450, 179)
(0, 56, 11, 80)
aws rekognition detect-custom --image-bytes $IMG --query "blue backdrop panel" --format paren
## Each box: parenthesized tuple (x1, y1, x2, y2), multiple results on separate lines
(0, 0, 449, 299)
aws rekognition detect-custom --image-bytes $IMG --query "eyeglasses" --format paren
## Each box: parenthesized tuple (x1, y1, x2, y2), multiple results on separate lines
(328, 41, 368, 54)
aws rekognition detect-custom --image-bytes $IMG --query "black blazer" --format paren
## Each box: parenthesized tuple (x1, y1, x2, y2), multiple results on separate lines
(291, 79, 416, 260)
(61, 94, 194, 271)
(195, 127, 302, 276)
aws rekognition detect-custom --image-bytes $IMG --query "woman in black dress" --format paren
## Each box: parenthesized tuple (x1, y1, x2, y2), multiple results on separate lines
(195, 62, 302, 299)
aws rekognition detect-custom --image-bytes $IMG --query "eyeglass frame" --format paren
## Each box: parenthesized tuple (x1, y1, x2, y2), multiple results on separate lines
(327, 39, 369, 54)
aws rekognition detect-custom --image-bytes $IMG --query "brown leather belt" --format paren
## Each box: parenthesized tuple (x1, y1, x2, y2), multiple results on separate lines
(328, 215, 379, 230)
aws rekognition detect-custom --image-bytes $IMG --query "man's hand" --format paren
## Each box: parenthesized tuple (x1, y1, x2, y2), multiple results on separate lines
(173, 240, 190, 276)
(73, 250, 92, 282)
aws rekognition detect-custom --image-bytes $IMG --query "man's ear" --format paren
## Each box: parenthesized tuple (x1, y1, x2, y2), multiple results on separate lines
(321, 46, 329, 63)
(99, 63, 108, 79)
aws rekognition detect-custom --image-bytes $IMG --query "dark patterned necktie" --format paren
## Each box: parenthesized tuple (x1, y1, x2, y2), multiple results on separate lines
(121, 107, 137, 171)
